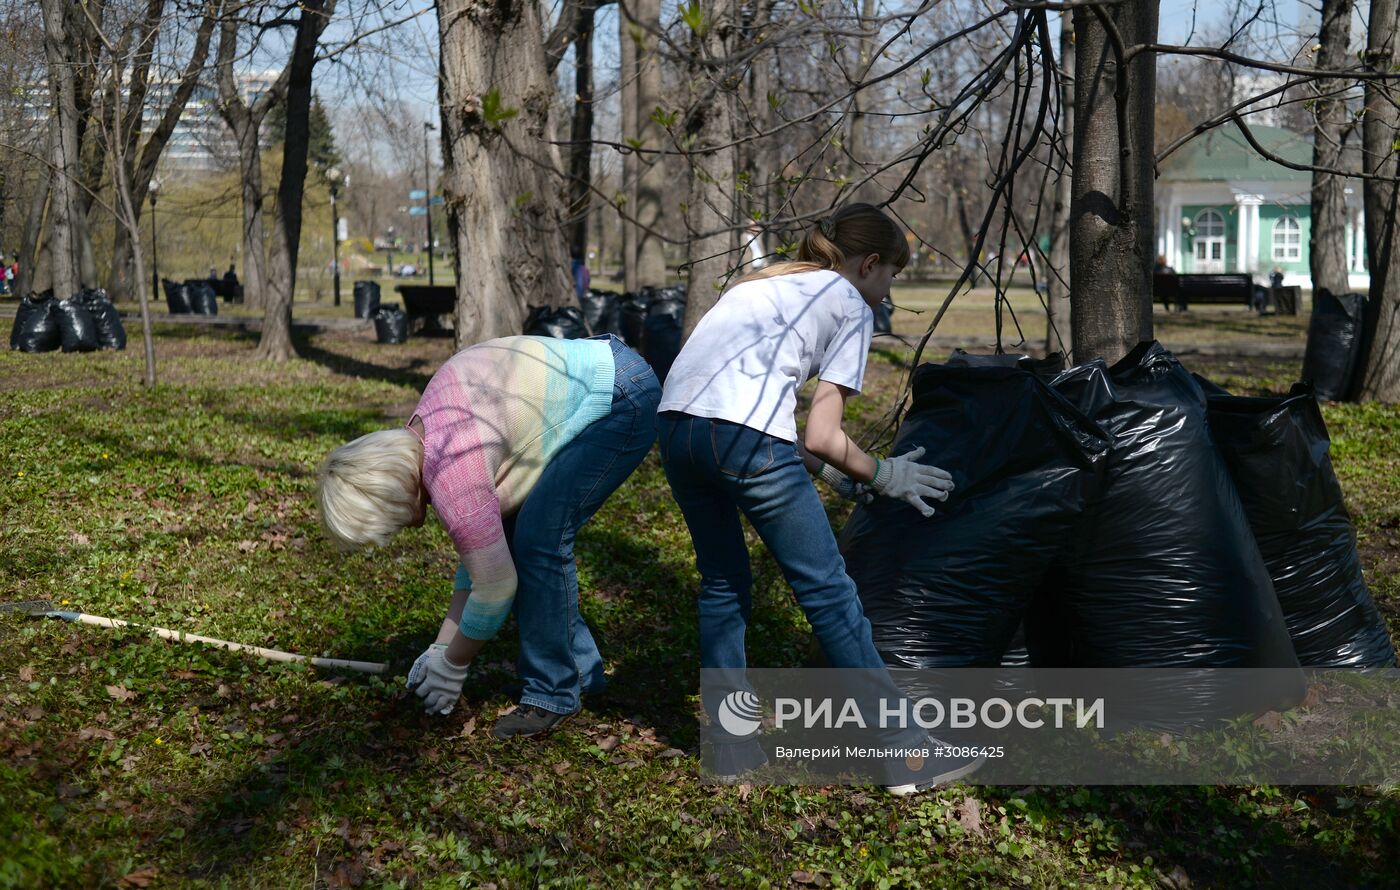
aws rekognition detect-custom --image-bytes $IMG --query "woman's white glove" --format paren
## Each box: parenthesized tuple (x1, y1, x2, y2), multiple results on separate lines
(869, 446, 954, 517)
(817, 462, 874, 504)
(407, 643, 471, 715)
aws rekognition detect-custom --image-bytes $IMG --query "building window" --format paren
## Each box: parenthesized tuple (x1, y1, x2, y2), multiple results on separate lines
(1194, 209, 1225, 238)
(1273, 215, 1302, 262)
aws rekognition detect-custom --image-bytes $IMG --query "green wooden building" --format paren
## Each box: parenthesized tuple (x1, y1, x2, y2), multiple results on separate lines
(1156, 124, 1369, 289)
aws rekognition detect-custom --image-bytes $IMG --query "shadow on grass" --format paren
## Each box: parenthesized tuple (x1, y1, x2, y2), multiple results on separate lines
(294, 331, 436, 392)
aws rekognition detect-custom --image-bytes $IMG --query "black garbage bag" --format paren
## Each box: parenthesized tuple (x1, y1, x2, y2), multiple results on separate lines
(619, 291, 650, 348)
(55, 296, 99, 352)
(353, 280, 381, 319)
(1301, 289, 1366, 400)
(946, 349, 1066, 379)
(1050, 343, 1300, 669)
(185, 279, 218, 315)
(523, 304, 590, 339)
(10, 295, 61, 352)
(580, 288, 621, 336)
(1203, 382, 1396, 667)
(162, 279, 191, 314)
(873, 297, 893, 335)
(79, 289, 126, 350)
(373, 304, 408, 344)
(841, 364, 1111, 668)
(643, 295, 686, 383)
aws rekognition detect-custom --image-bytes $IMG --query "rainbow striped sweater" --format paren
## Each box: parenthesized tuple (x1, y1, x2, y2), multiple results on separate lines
(411, 336, 615, 640)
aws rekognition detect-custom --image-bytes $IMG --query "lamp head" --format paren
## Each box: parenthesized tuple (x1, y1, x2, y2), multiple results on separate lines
(326, 165, 343, 185)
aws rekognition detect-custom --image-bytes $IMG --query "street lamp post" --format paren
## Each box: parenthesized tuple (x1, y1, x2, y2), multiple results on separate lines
(327, 166, 343, 307)
(423, 121, 435, 286)
(149, 178, 161, 301)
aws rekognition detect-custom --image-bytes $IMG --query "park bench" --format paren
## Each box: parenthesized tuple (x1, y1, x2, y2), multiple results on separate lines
(396, 284, 455, 334)
(1154, 272, 1254, 312)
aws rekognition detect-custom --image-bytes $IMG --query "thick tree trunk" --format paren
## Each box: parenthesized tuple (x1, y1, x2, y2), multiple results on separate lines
(17, 146, 51, 296)
(1068, 1, 1158, 364)
(568, 1, 597, 261)
(258, 0, 335, 362)
(619, 6, 639, 291)
(847, 0, 878, 202)
(1045, 8, 1074, 355)
(1308, 0, 1354, 299)
(681, 0, 739, 336)
(742, 2, 774, 223)
(439, 0, 575, 348)
(633, 0, 667, 287)
(1354, 0, 1400, 401)
(41, 0, 80, 299)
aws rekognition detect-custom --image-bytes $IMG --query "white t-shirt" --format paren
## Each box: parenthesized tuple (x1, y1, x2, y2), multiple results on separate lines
(659, 269, 873, 442)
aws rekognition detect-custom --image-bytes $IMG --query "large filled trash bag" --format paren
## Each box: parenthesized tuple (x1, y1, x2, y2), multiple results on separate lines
(10, 294, 61, 352)
(55, 296, 99, 352)
(842, 364, 1111, 667)
(79, 288, 126, 350)
(353, 280, 381, 319)
(580, 288, 622, 336)
(162, 279, 191, 314)
(643, 292, 686, 383)
(1049, 341, 1300, 671)
(184, 279, 218, 315)
(945, 349, 1066, 379)
(524, 304, 590, 339)
(619, 290, 650, 348)
(1301, 289, 1366, 400)
(373, 304, 408, 344)
(1203, 382, 1396, 667)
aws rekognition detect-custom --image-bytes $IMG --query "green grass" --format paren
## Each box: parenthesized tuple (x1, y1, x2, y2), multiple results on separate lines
(1, 319, 1396, 888)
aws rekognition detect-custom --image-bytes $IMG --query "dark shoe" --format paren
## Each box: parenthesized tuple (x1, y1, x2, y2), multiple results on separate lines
(885, 740, 985, 796)
(491, 705, 575, 739)
(704, 736, 768, 784)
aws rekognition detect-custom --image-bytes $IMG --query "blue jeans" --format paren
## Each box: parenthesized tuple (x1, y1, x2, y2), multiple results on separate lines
(658, 412, 928, 752)
(455, 335, 660, 714)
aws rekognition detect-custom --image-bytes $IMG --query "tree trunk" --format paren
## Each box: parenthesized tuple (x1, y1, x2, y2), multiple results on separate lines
(1045, 8, 1074, 354)
(41, 0, 80, 299)
(633, 0, 667, 287)
(681, 0, 739, 336)
(847, 0, 878, 202)
(439, 0, 575, 348)
(1308, 0, 1354, 299)
(258, 0, 335, 362)
(619, 6, 639, 291)
(1354, 0, 1400, 401)
(1068, 1, 1158, 364)
(568, 1, 597, 261)
(742, 2, 774, 223)
(17, 142, 51, 297)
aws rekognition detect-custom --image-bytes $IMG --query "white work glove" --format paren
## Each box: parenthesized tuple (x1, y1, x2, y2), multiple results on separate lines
(869, 446, 954, 518)
(406, 643, 471, 715)
(817, 462, 874, 504)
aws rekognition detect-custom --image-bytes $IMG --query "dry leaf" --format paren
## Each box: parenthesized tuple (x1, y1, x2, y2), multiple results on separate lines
(597, 735, 620, 753)
(954, 796, 984, 836)
(18, 666, 33, 682)
(171, 669, 198, 680)
(23, 706, 43, 721)
(118, 866, 158, 888)
(105, 684, 134, 703)
(72, 533, 90, 546)
(78, 727, 116, 741)
(552, 760, 571, 776)
(459, 717, 477, 738)
(737, 783, 752, 801)
(658, 748, 686, 759)
(1252, 711, 1283, 732)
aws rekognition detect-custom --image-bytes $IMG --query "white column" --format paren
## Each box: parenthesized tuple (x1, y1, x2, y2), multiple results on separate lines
(1164, 193, 1177, 268)
(1355, 209, 1366, 271)
(1235, 200, 1250, 273)
(1249, 203, 1262, 274)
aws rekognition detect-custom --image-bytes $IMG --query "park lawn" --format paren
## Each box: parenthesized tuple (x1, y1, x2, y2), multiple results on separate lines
(1, 320, 1396, 889)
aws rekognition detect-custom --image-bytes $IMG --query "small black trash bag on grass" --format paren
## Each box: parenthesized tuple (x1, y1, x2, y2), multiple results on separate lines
(643, 293, 686, 383)
(185, 279, 218, 315)
(10, 295, 61, 352)
(162, 279, 191, 314)
(80, 288, 126, 350)
(56, 297, 99, 352)
(353, 280, 381, 319)
(619, 290, 651, 348)
(524, 304, 590, 339)
(580, 288, 622, 337)
(1203, 382, 1396, 668)
(373, 304, 408, 344)
(841, 364, 1111, 668)
(1301, 289, 1365, 400)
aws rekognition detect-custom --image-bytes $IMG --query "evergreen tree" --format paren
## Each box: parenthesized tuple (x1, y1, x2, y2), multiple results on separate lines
(266, 93, 340, 172)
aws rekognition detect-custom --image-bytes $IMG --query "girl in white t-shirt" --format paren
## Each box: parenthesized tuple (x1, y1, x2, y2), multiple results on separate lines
(658, 204, 979, 793)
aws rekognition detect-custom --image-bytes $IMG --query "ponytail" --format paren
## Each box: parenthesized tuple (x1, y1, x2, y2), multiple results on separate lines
(733, 203, 910, 287)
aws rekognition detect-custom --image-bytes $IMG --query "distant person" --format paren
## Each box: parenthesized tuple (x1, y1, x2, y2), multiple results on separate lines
(1269, 267, 1285, 289)
(223, 264, 241, 303)
(1154, 254, 1183, 312)
(571, 255, 590, 298)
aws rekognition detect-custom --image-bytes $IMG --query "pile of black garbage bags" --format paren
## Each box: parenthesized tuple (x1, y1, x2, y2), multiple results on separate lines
(524, 286, 688, 382)
(10, 288, 126, 353)
(162, 278, 219, 316)
(842, 341, 1395, 722)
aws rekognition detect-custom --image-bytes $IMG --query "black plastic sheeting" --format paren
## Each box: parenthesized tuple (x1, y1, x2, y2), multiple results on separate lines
(162, 279, 191, 314)
(842, 364, 1111, 668)
(619, 291, 650, 348)
(10, 295, 61, 352)
(945, 349, 1066, 379)
(523, 304, 590, 339)
(1301, 289, 1366, 400)
(80, 288, 126, 350)
(643, 293, 686, 383)
(353, 280, 381, 319)
(55, 297, 99, 352)
(373, 304, 408, 344)
(580, 289, 623, 337)
(184, 279, 218, 315)
(1201, 381, 1396, 668)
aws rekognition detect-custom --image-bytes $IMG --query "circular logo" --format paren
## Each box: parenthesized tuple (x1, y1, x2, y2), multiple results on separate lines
(716, 690, 763, 737)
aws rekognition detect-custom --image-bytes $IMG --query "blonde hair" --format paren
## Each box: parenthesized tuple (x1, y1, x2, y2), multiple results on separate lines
(736, 203, 911, 286)
(316, 428, 423, 551)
